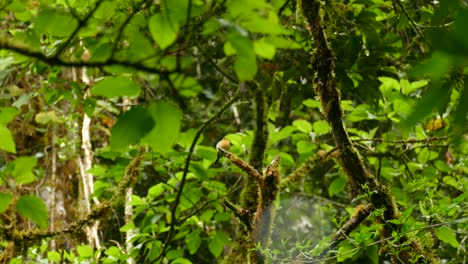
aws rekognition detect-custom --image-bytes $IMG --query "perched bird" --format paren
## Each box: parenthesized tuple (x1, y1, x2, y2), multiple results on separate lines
(214, 137, 232, 164)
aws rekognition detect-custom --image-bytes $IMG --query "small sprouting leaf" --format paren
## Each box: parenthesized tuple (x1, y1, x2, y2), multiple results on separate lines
(110, 107, 155, 150)
(91, 77, 141, 98)
(16, 195, 48, 229)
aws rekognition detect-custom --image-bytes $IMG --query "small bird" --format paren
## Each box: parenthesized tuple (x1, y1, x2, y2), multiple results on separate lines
(214, 137, 232, 164)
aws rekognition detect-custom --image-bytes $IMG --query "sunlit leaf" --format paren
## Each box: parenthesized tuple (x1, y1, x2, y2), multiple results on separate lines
(12, 156, 37, 184)
(293, 120, 312, 133)
(0, 125, 16, 153)
(0, 107, 20, 124)
(435, 226, 460, 248)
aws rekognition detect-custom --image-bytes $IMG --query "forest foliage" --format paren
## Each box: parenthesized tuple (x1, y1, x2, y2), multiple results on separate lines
(0, 0, 467, 263)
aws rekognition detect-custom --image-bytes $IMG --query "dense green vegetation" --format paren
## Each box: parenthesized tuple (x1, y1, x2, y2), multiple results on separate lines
(0, 0, 466, 263)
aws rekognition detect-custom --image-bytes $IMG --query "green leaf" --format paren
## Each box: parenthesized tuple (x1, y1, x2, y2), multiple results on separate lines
(303, 99, 321, 108)
(226, 33, 257, 81)
(254, 39, 276, 59)
(208, 231, 231, 257)
(186, 230, 202, 255)
(12, 156, 37, 184)
(16, 195, 48, 229)
(142, 102, 182, 154)
(34, 8, 78, 37)
(172, 258, 192, 264)
(417, 148, 438, 164)
(296, 140, 315, 154)
(48, 251, 61, 262)
(91, 77, 141, 98)
(328, 176, 346, 197)
(35, 111, 60, 124)
(0, 192, 13, 213)
(147, 183, 166, 199)
(293, 120, 312, 133)
(313, 120, 331, 135)
(0, 107, 20, 124)
(435, 226, 460, 248)
(0, 125, 16, 153)
(77, 245, 93, 258)
(110, 107, 155, 150)
(166, 0, 189, 24)
(149, 12, 178, 50)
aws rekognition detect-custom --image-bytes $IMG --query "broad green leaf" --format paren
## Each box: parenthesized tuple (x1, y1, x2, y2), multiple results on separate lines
(417, 148, 438, 164)
(0, 125, 16, 153)
(166, 0, 189, 24)
(303, 99, 321, 108)
(48, 251, 61, 262)
(254, 39, 276, 59)
(110, 107, 155, 150)
(77, 245, 93, 258)
(293, 120, 312, 133)
(296, 140, 315, 154)
(128, 31, 154, 61)
(34, 8, 78, 37)
(186, 230, 202, 255)
(149, 12, 178, 50)
(328, 176, 346, 197)
(16, 195, 48, 229)
(407, 80, 429, 94)
(91, 77, 141, 98)
(378, 76, 400, 96)
(435, 226, 460, 248)
(105, 246, 121, 258)
(208, 231, 231, 257)
(142, 102, 182, 154)
(226, 33, 257, 81)
(313, 120, 331, 135)
(0, 107, 20, 124)
(12, 156, 37, 184)
(172, 258, 192, 264)
(0, 192, 13, 213)
(148, 183, 166, 199)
